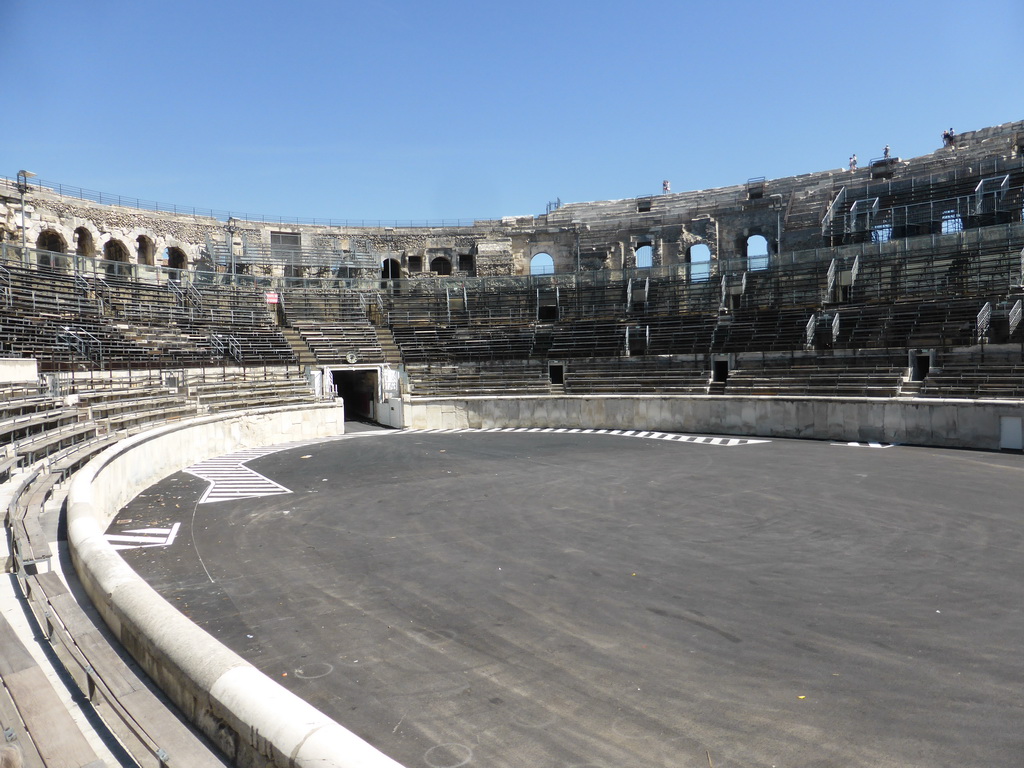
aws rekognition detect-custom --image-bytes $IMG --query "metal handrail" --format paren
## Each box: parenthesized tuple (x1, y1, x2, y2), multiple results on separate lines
(1009, 299, 1023, 337)
(56, 326, 103, 366)
(823, 258, 837, 303)
(977, 302, 992, 341)
(821, 186, 846, 234)
(805, 313, 817, 349)
(186, 281, 203, 309)
(974, 175, 1009, 215)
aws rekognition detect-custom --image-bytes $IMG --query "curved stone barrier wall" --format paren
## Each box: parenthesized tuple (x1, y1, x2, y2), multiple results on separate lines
(66, 402, 406, 768)
(404, 394, 1024, 451)
(63, 394, 1022, 768)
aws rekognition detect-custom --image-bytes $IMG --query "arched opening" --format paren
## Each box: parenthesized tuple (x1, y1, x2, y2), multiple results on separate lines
(689, 243, 711, 282)
(103, 239, 130, 262)
(103, 239, 132, 278)
(382, 258, 401, 279)
(74, 227, 95, 257)
(530, 252, 554, 275)
(941, 209, 963, 235)
(36, 230, 67, 253)
(166, 247, 188, 271)
(430, 257, 452, 276)
(36, 230, 68, 271)
(746, 235, 769, 271)
(136, 235, 155, 266)
(635, 244, 653, 269)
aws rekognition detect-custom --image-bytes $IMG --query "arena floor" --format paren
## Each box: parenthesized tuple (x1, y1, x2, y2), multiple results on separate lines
(110, 424, 1023, 768)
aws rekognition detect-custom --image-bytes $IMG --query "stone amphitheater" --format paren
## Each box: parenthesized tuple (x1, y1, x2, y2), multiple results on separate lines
(1, 120, 1022, 768)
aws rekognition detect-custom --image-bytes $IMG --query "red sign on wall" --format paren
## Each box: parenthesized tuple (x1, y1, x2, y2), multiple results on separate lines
(265, 292, 279, 304)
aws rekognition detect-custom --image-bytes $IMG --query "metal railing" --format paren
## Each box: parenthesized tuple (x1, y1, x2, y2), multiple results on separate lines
(821, 186, 846, 234)
(3, 221, 1024, 302)
(0, 175, 492, 229)
(823, 258, 837, 303)
(56, 326, 103, 366)
(0, 263, 9, 308)
(4, 153, 1021, 237)
(977, 302, 993, 341)
(1009, 299, 1023, 337)
(805, 314, 817, 349)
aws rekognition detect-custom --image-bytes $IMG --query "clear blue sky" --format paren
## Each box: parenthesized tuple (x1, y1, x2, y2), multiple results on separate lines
(3, 0, 1022, 223)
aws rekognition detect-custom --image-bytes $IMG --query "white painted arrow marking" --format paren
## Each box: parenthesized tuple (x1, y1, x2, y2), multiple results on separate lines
(105, 522, 181, 551)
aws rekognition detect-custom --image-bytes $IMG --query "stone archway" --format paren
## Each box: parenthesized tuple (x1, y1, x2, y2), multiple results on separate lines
(103, 239, 130, 262)
(74, 227, 95, 257)
(166, 247, 188, 271)
(137, 235, 156, 266)
(36, 229, 68, 270)
(103, 238, 132, 277)
(635, 243, 653, 269)
(382, 258, 401, 279)
(530, 252, 554, 275)
(430, 256, 452, 276)
(36, 229, 67, 253)
(689, 243, 711, 282)
(746, 234, 769, 271)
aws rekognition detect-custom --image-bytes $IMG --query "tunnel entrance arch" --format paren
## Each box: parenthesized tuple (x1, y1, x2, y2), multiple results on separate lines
(331, 368, 379, 422)
(382, 258, 401, 279)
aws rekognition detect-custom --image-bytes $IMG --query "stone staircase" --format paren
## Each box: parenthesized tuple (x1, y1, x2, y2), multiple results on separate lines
(374, 326, 404, 366)
(280, 325, 319, 368)
(897, 377, 923, 397)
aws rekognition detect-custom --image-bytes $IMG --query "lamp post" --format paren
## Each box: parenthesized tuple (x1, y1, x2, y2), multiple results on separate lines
(571, 220, 582, 272)
(16, 170, 36, 260)
(770, 194, 783, 258)
(226, 217, 238, 284)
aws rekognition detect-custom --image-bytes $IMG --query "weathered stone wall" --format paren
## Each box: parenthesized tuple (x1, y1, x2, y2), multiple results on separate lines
(403, 393, 1024, 451)
(3, 120, 1021, 278)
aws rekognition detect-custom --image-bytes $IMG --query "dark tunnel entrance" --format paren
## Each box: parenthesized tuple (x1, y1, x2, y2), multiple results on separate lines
(332, 369, 379, 422)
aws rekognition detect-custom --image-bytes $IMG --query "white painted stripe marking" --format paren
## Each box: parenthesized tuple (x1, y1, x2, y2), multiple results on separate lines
(396, 427, 769, 446)
(105, 522, 180, 550)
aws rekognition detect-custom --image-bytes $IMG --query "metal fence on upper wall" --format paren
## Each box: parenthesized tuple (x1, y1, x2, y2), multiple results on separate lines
(0, 175, 492, 229)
